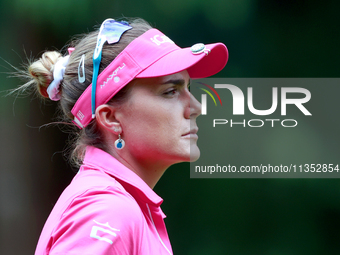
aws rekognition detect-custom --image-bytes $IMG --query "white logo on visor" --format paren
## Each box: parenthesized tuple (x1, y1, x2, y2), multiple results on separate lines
(150, 35, 175, 46)
(77, 111, 85, 120)
(90, 220, 120, 245)
(100, 63, 126, 89)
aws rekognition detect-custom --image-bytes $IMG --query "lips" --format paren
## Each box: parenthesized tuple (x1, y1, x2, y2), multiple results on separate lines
(182, 127, 198, 137)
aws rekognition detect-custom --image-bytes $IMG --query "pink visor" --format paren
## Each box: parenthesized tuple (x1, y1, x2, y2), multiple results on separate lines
(71, 28, 228, 128)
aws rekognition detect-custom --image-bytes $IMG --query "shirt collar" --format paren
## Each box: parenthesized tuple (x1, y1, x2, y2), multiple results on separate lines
(82, 146, 163, 207)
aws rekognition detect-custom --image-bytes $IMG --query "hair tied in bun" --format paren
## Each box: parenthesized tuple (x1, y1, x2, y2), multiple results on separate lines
(46, 55, 70, 101)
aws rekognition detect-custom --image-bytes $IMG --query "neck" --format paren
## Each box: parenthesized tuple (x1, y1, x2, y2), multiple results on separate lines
(107, 147, 169, 189)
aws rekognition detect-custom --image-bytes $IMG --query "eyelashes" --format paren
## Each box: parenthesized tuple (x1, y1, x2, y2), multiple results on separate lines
(163, 80, 191, 96)
(163, 88, 178, 96)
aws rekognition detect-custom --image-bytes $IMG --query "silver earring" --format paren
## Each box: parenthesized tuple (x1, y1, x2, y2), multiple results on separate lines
(114, 134, 125, 150)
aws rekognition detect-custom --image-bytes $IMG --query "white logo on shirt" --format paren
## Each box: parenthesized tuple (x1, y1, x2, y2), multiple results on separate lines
(90, 220, 120, 245)
(150, 35, 175, 46)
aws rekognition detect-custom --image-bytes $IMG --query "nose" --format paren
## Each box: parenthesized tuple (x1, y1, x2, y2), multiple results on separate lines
(190, 93, 201, 117)
(184, 91, 201, 119)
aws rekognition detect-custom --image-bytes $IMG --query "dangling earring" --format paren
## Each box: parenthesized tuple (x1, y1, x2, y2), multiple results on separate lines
(114, 134, 125, 150)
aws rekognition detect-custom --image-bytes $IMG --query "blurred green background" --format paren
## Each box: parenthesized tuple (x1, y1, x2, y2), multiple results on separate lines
(1, 0, 340, 254)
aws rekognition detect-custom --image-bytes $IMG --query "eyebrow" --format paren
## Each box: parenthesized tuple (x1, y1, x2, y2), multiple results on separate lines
(161, 78, 190, 86)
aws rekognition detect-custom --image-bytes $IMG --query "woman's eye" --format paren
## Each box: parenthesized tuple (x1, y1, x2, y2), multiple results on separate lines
(164, 88, 178, 96)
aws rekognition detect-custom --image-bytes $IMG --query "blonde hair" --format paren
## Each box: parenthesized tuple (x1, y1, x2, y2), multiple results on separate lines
(15, 18, 152, 166)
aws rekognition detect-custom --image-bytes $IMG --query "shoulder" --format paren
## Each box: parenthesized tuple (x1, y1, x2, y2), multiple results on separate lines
(62, 183, 143, 224)
(47, 172, 145, 254)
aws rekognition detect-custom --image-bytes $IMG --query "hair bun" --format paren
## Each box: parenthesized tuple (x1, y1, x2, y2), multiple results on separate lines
(28, 51, 62, 98)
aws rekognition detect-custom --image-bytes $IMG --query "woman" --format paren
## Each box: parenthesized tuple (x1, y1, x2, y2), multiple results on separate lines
(21, 18, 228, 254)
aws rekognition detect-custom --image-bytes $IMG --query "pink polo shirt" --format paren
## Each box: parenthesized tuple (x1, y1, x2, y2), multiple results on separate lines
(35, 146, 173, 255)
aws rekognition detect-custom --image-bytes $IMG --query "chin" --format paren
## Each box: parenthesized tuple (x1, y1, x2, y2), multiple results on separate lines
(189, 145, 200, 162)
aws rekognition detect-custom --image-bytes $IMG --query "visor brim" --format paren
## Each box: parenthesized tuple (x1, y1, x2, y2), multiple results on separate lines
(136, 43, 228, 79)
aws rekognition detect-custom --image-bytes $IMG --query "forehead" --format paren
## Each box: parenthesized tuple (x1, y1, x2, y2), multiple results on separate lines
(158, 70, 190, 84)
(133, 70, 190, 87)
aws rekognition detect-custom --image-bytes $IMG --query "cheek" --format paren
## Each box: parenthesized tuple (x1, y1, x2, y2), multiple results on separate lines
(123, 103, 183, 151)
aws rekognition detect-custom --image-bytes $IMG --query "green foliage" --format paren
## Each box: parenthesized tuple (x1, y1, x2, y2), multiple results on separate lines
(1, 0, 340, 254)
(10, 0, 91, 29)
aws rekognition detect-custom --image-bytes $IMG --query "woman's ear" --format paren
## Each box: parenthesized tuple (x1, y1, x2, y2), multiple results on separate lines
(95, 104, 121, 134)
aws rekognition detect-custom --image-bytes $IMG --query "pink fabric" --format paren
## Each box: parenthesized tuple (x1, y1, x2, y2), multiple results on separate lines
(71, 28, 228, 129)
(67, 47, 75, 55)
(35, 146, 173, 255)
